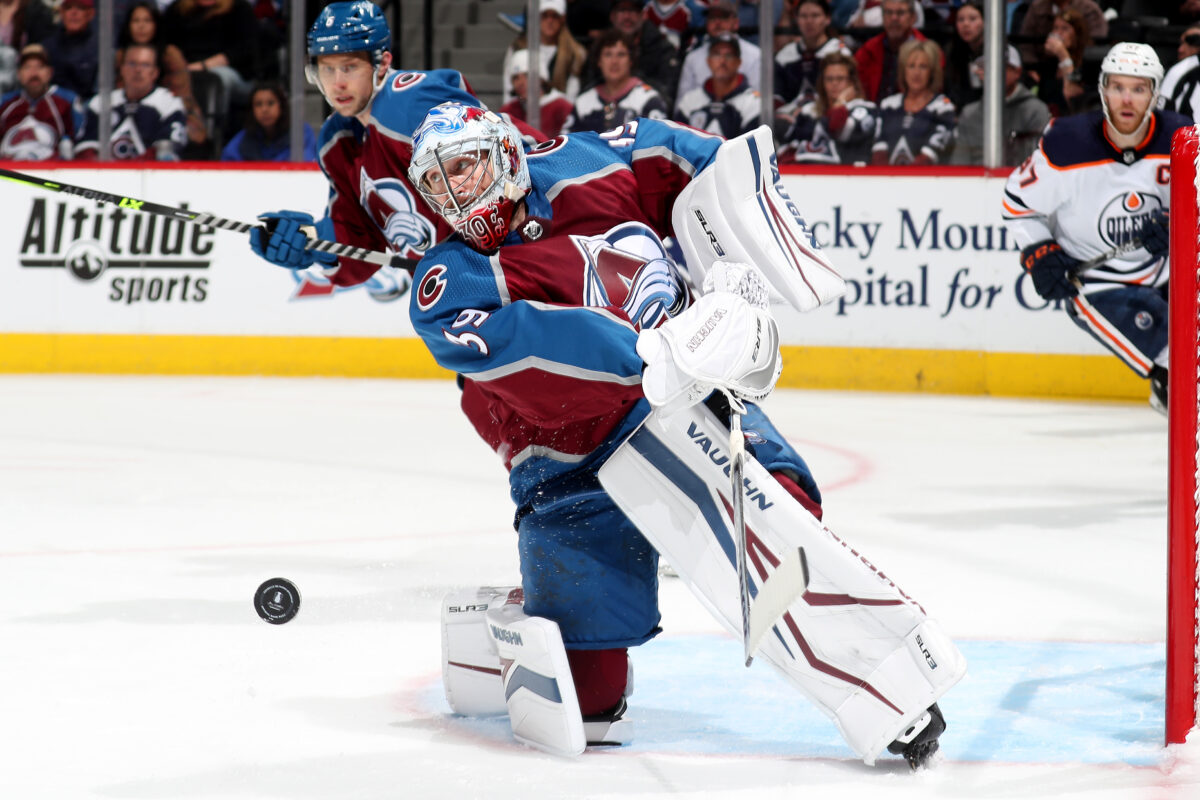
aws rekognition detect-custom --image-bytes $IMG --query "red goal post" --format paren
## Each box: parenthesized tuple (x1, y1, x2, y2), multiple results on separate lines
(1169, 125, 1200, 745)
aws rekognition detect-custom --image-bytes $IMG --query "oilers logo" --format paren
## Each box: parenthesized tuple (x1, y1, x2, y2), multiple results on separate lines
(1096, 191, 1163, 250)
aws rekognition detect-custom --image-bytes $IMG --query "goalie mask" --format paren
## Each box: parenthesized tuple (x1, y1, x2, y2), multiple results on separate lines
(409, 103, 531, 253)
(1098, 42, 1162, 143)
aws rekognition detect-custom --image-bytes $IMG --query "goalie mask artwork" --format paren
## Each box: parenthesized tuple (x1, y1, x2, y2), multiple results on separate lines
(409, 103, 531, 253)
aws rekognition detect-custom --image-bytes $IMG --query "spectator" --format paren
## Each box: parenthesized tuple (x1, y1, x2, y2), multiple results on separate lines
(950, 43, 1049, 165)
(1017, 0, 1105, 65)
(854, 0, 931, 104)
(774, 0, 852, 108)
(76, 42, 186, 160)
(0, 0, 56, 94)
(736, 0, 787, 46)
(847, 0, 924, 29)
(644, 0, 693, 50)
(1035, 8, 1091, 117)
(1161, 24, 1200, 120)
(566, 28, 667, 133)
(676, 1, 761, 109)
(221, 80, 314, 161)
(943, 0, 984, 111)
(501, 0, 588, 105)
(871, 38, 956, 164)
(675, 34, 761, 137)
(780, 51, 878, 164)
(499, 48, 574, 137)
(603, 0, 680, 107)
(117, 2, 208, 157)
(0, 43, 80, 159)
(567, 0, 613, 42)
(39, 0, 98, 100)
(161, 0, 259, 106)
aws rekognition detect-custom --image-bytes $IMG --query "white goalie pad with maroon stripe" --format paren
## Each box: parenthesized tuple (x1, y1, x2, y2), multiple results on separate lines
(670, 125, 847, 312)
(598, 403, 966, 763)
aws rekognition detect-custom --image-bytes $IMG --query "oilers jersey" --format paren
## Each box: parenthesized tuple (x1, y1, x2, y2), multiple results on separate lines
(409, 119, 724, 509)
(1002, 109, 1190, 288)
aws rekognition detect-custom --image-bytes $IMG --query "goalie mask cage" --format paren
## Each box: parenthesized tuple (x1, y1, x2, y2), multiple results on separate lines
(1169, 125, 1200, 745)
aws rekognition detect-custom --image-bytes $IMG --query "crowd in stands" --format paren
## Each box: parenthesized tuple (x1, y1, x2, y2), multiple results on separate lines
(494, 0, 1200, 167)
(0, 0, 308, 162)
(2, 0, 1199, 164)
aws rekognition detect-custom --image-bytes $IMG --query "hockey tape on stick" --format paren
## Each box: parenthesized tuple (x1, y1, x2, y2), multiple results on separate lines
(745, 547, 809, 659)
(0, 167, 416, 271)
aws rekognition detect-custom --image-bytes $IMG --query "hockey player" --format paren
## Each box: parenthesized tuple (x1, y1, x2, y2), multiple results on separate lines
(410, 102, 965, 765)
(1003, 42, 1188, 412)
(247, 0, 541, 293)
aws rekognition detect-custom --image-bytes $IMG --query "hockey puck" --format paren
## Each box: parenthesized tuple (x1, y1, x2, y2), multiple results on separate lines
(254, 578, 301, 624)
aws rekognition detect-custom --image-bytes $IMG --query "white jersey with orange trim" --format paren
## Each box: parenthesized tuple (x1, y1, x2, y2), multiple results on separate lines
(1002, 109, 1190, 290)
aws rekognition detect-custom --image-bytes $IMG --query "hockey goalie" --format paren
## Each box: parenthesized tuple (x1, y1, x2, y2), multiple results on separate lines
(400, 103, 967, 766)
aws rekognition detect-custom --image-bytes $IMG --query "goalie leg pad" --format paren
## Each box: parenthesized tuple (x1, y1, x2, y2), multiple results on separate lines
(597, 402, 966, 764)
(486, 600, 587, 757)
(670, 125, 846, 312)
(440, 586, 515, 716)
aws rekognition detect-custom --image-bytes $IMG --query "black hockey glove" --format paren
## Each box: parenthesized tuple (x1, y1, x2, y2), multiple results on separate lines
(1021, 240, 1079, 301)
(1141, 208, 1169, 258)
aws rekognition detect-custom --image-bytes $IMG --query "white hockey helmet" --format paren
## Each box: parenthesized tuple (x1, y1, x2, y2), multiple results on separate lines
(409, 102, 531, 253)
(1099, 42, 1163, 135)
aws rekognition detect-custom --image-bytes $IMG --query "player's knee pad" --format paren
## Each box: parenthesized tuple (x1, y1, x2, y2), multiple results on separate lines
(598, 402, 966, 764)
(440, 586, 515, 717)
(486, 598, 586, 757)
(670, 125, 845, 312)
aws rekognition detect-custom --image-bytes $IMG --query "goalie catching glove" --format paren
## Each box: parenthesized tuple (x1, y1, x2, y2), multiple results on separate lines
(638, 262, 782, 415)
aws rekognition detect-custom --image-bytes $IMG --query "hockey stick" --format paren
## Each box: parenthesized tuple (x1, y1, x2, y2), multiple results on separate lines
(0, 166, 415, 270)
(1070, 236, 1145, 274)
(728, 399, 810, 666)
(728, 402, 754, 666)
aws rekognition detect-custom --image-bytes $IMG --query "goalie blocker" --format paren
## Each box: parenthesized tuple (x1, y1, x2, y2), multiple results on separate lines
(597, 402, 966, 765)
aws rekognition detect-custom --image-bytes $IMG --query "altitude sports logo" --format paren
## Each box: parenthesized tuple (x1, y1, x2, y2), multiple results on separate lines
(17, 197, 211, 304)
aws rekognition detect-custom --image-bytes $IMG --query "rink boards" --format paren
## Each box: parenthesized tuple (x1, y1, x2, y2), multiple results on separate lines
(0, 163, 1144, 400)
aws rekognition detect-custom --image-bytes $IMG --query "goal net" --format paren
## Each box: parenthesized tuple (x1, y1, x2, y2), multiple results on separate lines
(1169, 125, 1200, 745)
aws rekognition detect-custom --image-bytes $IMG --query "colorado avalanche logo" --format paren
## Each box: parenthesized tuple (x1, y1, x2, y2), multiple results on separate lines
(0, 117, 60, 160)
(412, 103, 485, 145)
(416, 264, 448, 311)
(1097, 191, 1164, 250)
(359, 170, 436, 259)
(390, 72, 426, 92)
(573, 222, 687, 330)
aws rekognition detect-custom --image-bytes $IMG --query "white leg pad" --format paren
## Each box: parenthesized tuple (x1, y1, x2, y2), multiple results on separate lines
(670, 125, 846, 312)
(486, 600, 586, 757)
(440, 586, 516, 717)
(597, 403, 966, 764)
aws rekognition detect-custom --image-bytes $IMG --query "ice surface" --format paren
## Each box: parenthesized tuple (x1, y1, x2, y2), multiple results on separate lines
(0, 375, 1193, 799)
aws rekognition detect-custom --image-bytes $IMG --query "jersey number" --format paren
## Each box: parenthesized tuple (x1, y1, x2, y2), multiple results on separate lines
(600, 121, 639, 148)
(442, 308, 490, 355)
(1017, 158, 1038, 188)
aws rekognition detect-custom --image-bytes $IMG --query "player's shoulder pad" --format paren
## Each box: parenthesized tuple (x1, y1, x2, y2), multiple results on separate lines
(1039, 110, 1107, 167)
(370, 69, 478, 138)
(1146, 109, 1192, 154)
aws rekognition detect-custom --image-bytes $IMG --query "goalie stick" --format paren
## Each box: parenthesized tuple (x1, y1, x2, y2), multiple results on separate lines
(0, 166, 416, 271)
(727, 398, 810, 667)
